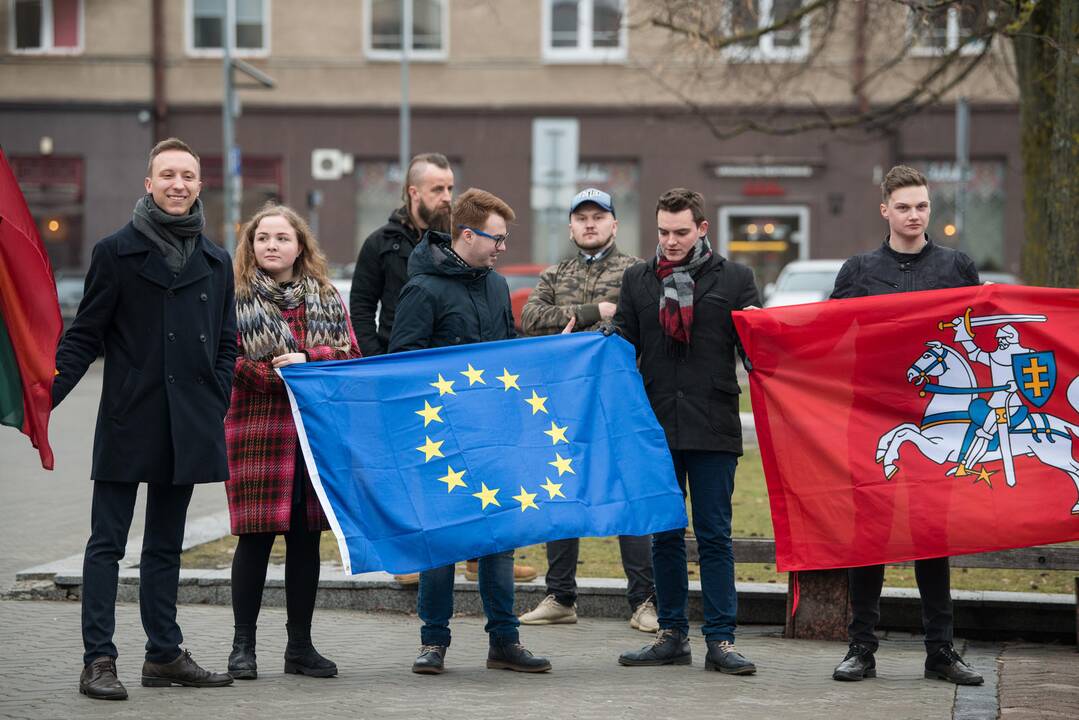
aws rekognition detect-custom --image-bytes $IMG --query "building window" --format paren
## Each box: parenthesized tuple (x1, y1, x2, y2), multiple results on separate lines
(187, 0, 269, 57)
(910, 1, 991, 56)
(10, 0, 82, 54)
(364, 0, 448, 61)
(724, 0, 809, 62)
(10, 155, 85, 271)
(908, 160, 1005, 271)
(543, 0, 627, 63)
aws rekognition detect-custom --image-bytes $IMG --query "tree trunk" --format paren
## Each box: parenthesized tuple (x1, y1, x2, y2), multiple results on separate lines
(1016, 1, 1079, 288)
(1014, 3, 1054, 286)
(1046, 0, 1079, 287)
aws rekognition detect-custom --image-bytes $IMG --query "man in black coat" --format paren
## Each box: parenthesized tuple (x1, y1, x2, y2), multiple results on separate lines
(389, 189, 550, 676)
(349, 152, 454, 357)
(614, 188, 758, 676)
(53, 138, 235, 700)
(830, 165, 983, 686)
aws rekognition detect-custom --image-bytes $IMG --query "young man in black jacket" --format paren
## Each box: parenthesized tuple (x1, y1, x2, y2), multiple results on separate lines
(389, 189, 551, 676)
(830, 165, 983, 686)
(54, 138, 235, 700)
(614, 188, 758, 676)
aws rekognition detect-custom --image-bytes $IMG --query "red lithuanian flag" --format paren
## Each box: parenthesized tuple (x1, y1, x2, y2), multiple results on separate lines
(0, 148, 62, 469)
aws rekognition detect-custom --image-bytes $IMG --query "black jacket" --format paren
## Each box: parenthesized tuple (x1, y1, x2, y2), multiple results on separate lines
(388, 232, 516, 352)
(614, 253, 760, 454)
(831, 237, 979, 299)
(349, 206, 421, 356)
(53, 222, 237, 485)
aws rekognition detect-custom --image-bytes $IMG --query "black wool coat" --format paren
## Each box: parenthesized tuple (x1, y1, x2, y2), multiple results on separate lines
(53, 222, 238, 485)
(614, 253, 760, 455)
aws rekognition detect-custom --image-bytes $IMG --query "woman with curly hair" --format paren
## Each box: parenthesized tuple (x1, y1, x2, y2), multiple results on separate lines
(225, 204, 359, 680)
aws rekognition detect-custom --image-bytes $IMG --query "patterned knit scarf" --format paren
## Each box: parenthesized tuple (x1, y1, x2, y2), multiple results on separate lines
(236, 269, 351, 362)
(656, 236, 712, 349)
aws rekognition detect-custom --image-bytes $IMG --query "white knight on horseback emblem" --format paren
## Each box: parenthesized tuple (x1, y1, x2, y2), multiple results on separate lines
(875, 307, 1079, 515)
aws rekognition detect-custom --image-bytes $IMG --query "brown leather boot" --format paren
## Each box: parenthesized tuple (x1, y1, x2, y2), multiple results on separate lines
(79, 656, 128, 700)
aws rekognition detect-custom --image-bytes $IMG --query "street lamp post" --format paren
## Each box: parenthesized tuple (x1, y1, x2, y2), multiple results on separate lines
(221, 0, 275, 255)
(399, 0, 412, 186)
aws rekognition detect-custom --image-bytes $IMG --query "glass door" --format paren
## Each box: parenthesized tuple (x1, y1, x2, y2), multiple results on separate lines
(717, 205, 809, 288)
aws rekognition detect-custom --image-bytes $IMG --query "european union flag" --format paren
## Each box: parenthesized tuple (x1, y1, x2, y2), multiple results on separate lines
(280, 332, 687, 575)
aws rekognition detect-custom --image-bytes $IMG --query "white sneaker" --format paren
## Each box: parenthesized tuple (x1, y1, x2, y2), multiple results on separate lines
(630, 599, 659, 633)
(519, 594, 577, 625)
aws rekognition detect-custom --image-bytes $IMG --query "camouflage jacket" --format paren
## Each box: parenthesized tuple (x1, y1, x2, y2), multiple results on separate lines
(521, 244, 641, 336)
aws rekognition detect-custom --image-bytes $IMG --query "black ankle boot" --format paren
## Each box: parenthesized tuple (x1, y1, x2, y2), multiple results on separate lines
(228, 624, 258, 680)
(283, 622, 338, 678)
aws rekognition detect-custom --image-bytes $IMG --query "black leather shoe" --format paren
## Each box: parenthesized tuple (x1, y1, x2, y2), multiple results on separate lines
(412, 645, 447, 674)
(486, 643, 552, 673)
(618, 628, 691, 666)
(832, 643, 876, 681)
(704, 639, 756, 675)
(283, 623, 337, 678)
(925, 644, 984, 685)
(79, 656, 128, 700)
(141, 649, 234, 688)
(228, 624, 257, 680)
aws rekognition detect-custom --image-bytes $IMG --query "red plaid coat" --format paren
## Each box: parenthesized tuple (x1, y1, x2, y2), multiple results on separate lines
(225, 299, 361, 534)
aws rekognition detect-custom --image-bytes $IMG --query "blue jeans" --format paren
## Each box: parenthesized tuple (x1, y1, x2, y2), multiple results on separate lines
(417, 549, 519, 647)
(652, 450, 737, 642)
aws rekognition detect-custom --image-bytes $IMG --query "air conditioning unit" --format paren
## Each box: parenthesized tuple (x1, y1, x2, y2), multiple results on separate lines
(311, 149, 354, 181)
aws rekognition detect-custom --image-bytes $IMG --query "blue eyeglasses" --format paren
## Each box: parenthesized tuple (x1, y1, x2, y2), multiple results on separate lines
(458, 225, 508, 248)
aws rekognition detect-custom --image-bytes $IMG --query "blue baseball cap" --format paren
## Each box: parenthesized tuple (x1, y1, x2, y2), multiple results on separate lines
(569, 188, 615, 217)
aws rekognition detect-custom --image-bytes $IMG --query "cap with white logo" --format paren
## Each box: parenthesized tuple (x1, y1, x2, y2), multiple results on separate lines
(569, 188, 615, 217)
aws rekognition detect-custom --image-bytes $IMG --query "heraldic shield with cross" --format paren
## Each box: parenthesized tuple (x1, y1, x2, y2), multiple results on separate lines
(733, 284, 1079, 573)
(280, 332, 688, 575)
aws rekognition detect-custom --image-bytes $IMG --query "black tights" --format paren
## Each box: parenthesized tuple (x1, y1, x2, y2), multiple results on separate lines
(231, 491, 322, 628)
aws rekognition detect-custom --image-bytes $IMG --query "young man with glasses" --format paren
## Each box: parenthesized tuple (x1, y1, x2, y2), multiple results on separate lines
(518, 188, 658, 633)
(389, 188, 551, 675)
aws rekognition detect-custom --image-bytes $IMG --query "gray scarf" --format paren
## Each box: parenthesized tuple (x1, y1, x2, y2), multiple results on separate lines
(132, 194, 205, 274)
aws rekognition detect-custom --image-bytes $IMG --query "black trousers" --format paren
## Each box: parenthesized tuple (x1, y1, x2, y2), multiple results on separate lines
(230, 465, 322, 629)
(545, 535, 654, 610)
(848, 558, 953, 654)
(82, 481, 194, 666)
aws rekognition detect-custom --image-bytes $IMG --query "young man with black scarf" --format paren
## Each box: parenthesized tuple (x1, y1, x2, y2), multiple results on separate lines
(54, 138, 235, 700)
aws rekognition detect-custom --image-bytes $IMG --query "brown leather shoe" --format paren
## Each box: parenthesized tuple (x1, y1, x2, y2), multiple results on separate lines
(79, 656, 128, 700)
(141, 649, 233, 688)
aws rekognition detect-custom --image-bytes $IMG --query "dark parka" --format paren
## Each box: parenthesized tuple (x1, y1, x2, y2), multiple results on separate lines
(52, 223, 238, 485)
(830, 236, 979, 299)
(388, 232, 516, 352)
(349, 206, 421, 356)
(614, 253, 759, 455)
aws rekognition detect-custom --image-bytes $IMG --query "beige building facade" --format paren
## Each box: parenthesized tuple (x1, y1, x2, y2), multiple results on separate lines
(1, 0, 1022, 284)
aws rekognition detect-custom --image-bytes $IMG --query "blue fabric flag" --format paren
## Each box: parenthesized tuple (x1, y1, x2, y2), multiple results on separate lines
(280, 332, 688, 575)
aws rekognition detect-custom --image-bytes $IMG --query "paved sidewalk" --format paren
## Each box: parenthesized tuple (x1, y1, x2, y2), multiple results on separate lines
(0, 363, 225, 583)
(0, 599, 991, 720)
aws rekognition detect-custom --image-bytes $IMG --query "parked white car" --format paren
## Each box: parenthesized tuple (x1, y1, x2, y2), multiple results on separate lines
(763, 260, 845, 308)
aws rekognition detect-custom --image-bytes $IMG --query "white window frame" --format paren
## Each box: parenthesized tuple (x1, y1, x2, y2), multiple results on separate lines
(185, 0, 271, 59)
(721, 0, 810, 64)
(717, 205, 810, 261)
(363, 0, 449, 62)
(542, 0, 628, 64)
(909, 5, 990, 57)
(8, 0, 84, 55)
